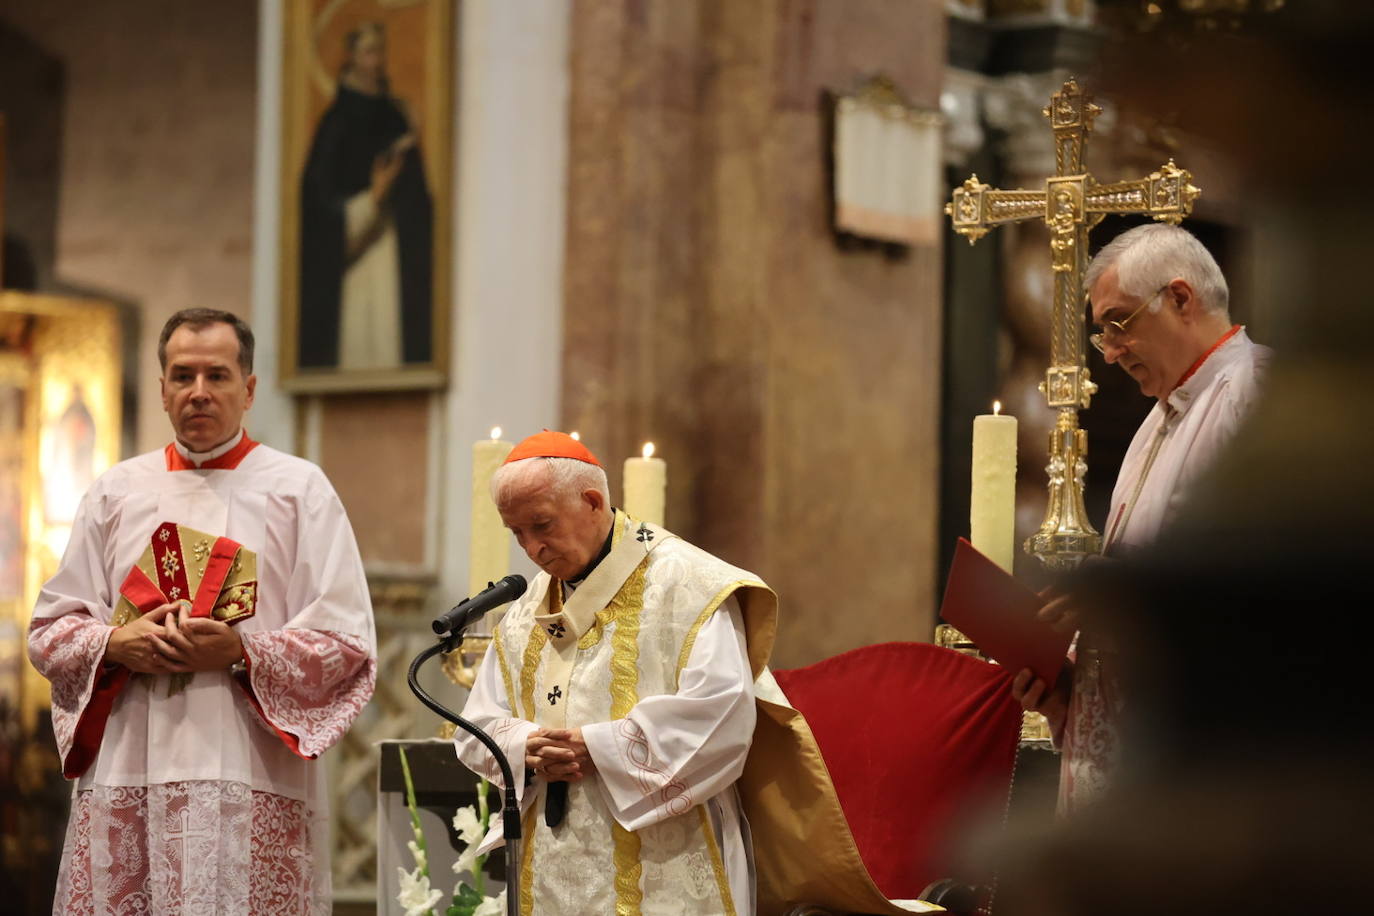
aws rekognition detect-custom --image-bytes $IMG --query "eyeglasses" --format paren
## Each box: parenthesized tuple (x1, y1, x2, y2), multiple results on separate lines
(1089, 283, 1170, 354)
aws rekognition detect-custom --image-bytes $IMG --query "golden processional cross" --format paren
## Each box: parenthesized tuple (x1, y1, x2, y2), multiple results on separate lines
(947, 79, 1200, 571)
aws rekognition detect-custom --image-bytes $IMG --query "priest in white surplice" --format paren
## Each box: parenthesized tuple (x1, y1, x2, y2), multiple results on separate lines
(1012, 224, 1271, 814)
(28, 309, 376, 915)
(453, 431, 777, 915)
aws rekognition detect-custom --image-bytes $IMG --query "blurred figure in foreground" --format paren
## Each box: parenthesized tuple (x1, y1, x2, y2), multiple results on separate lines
(997, 1, 1374, 912)
(1013, 223, 1270, 814)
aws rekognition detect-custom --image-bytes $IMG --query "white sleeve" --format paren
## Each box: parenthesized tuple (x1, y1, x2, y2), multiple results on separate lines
(581, 596, 755, 832)
(30, 485, 114, 625)
(27, 487, 122, 777)
(453, 639, 539, 800)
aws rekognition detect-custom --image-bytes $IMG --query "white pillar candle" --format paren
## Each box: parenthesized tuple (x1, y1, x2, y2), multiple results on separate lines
(623, 441, 667, 527)
(470, 427, 514, 595)
(970, 402, 1018, 573)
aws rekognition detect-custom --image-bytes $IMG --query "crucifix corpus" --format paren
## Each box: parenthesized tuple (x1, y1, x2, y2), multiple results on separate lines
(947, 78, 1201, 572)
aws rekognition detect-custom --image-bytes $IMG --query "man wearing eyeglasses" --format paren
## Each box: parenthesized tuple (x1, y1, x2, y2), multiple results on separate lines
(1013, 222, 1270, 814)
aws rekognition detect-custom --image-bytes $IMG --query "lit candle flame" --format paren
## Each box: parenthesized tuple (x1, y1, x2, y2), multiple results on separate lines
(570, 431, 581, 441)
(490, 426, 502, 440)
(993, 401, 1002, 416)
(642, 442, 656, 459)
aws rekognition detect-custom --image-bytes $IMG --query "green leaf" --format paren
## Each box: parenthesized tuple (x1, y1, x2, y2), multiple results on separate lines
(445, 882, 483, 916)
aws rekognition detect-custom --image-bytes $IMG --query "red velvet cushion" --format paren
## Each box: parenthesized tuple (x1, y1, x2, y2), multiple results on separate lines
(773, 641, 1022, 900)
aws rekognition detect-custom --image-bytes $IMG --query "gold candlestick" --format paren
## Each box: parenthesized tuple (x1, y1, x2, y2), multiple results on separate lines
(440, 635, 494, 690)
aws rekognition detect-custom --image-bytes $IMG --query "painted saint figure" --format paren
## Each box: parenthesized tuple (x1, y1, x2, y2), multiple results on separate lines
(298, 21, 434, 371)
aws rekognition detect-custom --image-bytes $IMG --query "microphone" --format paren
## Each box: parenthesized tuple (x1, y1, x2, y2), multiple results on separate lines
(432, 575, 528, 635)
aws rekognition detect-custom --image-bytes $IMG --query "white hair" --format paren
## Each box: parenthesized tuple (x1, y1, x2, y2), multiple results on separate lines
(1086, 223, 1229, 317)
(490, 456, 609, 507)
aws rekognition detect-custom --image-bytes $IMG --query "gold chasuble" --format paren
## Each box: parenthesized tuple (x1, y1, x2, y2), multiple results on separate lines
(490, 511, 776, 915)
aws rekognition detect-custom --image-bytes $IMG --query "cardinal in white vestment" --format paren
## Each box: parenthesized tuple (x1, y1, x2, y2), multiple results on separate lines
(28, 309, 376, 915)
(1012, 224, 1271, 815)
(453, 431, 777, 915)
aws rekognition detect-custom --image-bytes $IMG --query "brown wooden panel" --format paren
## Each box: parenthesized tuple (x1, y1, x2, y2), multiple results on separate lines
(318, 391, 429, 569)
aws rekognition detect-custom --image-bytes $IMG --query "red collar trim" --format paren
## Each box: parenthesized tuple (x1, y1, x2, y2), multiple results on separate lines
(1173, 325, 1242, 392)
(165, 434, 260, 471)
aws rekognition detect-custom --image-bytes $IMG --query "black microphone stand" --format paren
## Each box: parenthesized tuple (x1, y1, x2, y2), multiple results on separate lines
(408, 627, 522, 916)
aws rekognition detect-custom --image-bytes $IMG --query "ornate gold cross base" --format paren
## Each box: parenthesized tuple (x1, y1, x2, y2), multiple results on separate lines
(1026, 410, 1100, 572)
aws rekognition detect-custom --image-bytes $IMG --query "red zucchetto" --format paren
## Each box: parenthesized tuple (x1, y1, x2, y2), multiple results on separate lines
(503, 430, 603, 467)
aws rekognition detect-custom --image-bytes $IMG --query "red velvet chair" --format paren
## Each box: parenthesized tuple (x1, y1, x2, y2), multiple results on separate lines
(746, 641, 1023, 915)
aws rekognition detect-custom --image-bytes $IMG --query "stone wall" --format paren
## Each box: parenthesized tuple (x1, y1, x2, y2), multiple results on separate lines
(562, 0, 948, 667)
(0, 0, 258, 454)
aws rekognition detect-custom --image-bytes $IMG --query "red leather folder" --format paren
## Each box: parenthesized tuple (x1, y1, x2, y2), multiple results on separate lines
(938, 537, 1072, 686)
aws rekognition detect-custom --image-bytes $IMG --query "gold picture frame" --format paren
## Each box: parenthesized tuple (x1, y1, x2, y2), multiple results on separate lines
(279, 0, 453, 393)
(0, 292, 122, 731)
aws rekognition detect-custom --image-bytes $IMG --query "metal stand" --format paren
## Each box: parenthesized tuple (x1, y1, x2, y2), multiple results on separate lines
(408, 631, 521, 916)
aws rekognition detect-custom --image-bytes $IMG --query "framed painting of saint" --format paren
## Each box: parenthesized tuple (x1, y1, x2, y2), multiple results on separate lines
(280, 0, 453, 392)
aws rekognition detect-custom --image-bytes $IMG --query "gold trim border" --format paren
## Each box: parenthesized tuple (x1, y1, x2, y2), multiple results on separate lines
(277, 0, 454, 393)
(518, 624, 548, 721)
(674, 580, 766, 686)
(608, 547, 646, 913)
(492, 626, 516, 716)
(611, 823, 644, 916)
(607, 568, 644, 721)
(519, 803, 536, 916)
(697, 806, 738, 916)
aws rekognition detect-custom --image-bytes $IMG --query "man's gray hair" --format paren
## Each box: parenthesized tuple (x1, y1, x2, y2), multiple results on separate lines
(490, 456, 610, 507)
(1086, 223, 1229, 316)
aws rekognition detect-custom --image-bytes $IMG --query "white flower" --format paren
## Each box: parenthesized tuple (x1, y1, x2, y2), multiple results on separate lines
(452, 804, 484, 847)
(396, 866, 442, 916)
(407, 839, 428, 873)
(473, 889, 507, 916)
(451, 841, 481, 879)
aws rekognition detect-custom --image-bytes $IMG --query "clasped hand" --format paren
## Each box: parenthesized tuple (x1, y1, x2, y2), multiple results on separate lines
(370, 133, 416, 204)
(525, 728, 597, 783)
(1010, 667, 1071, 738)
(104, 602, 244, 675)
(1009, 584, 1081, 737)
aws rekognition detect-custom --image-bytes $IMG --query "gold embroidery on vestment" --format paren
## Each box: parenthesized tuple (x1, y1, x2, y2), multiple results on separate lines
(609, 542, 647, 912)
(697, 805, 738, 916)
(213, 583, 256, 621)
(612, 822, 644, 915)
(493, 628, 516, 717)
(608, 562, 646, 720)
(520, 624, 549, 721)
(111, 601, 135, 627)
(577, 605, 617, 650)
(520, 803, 536, 916)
